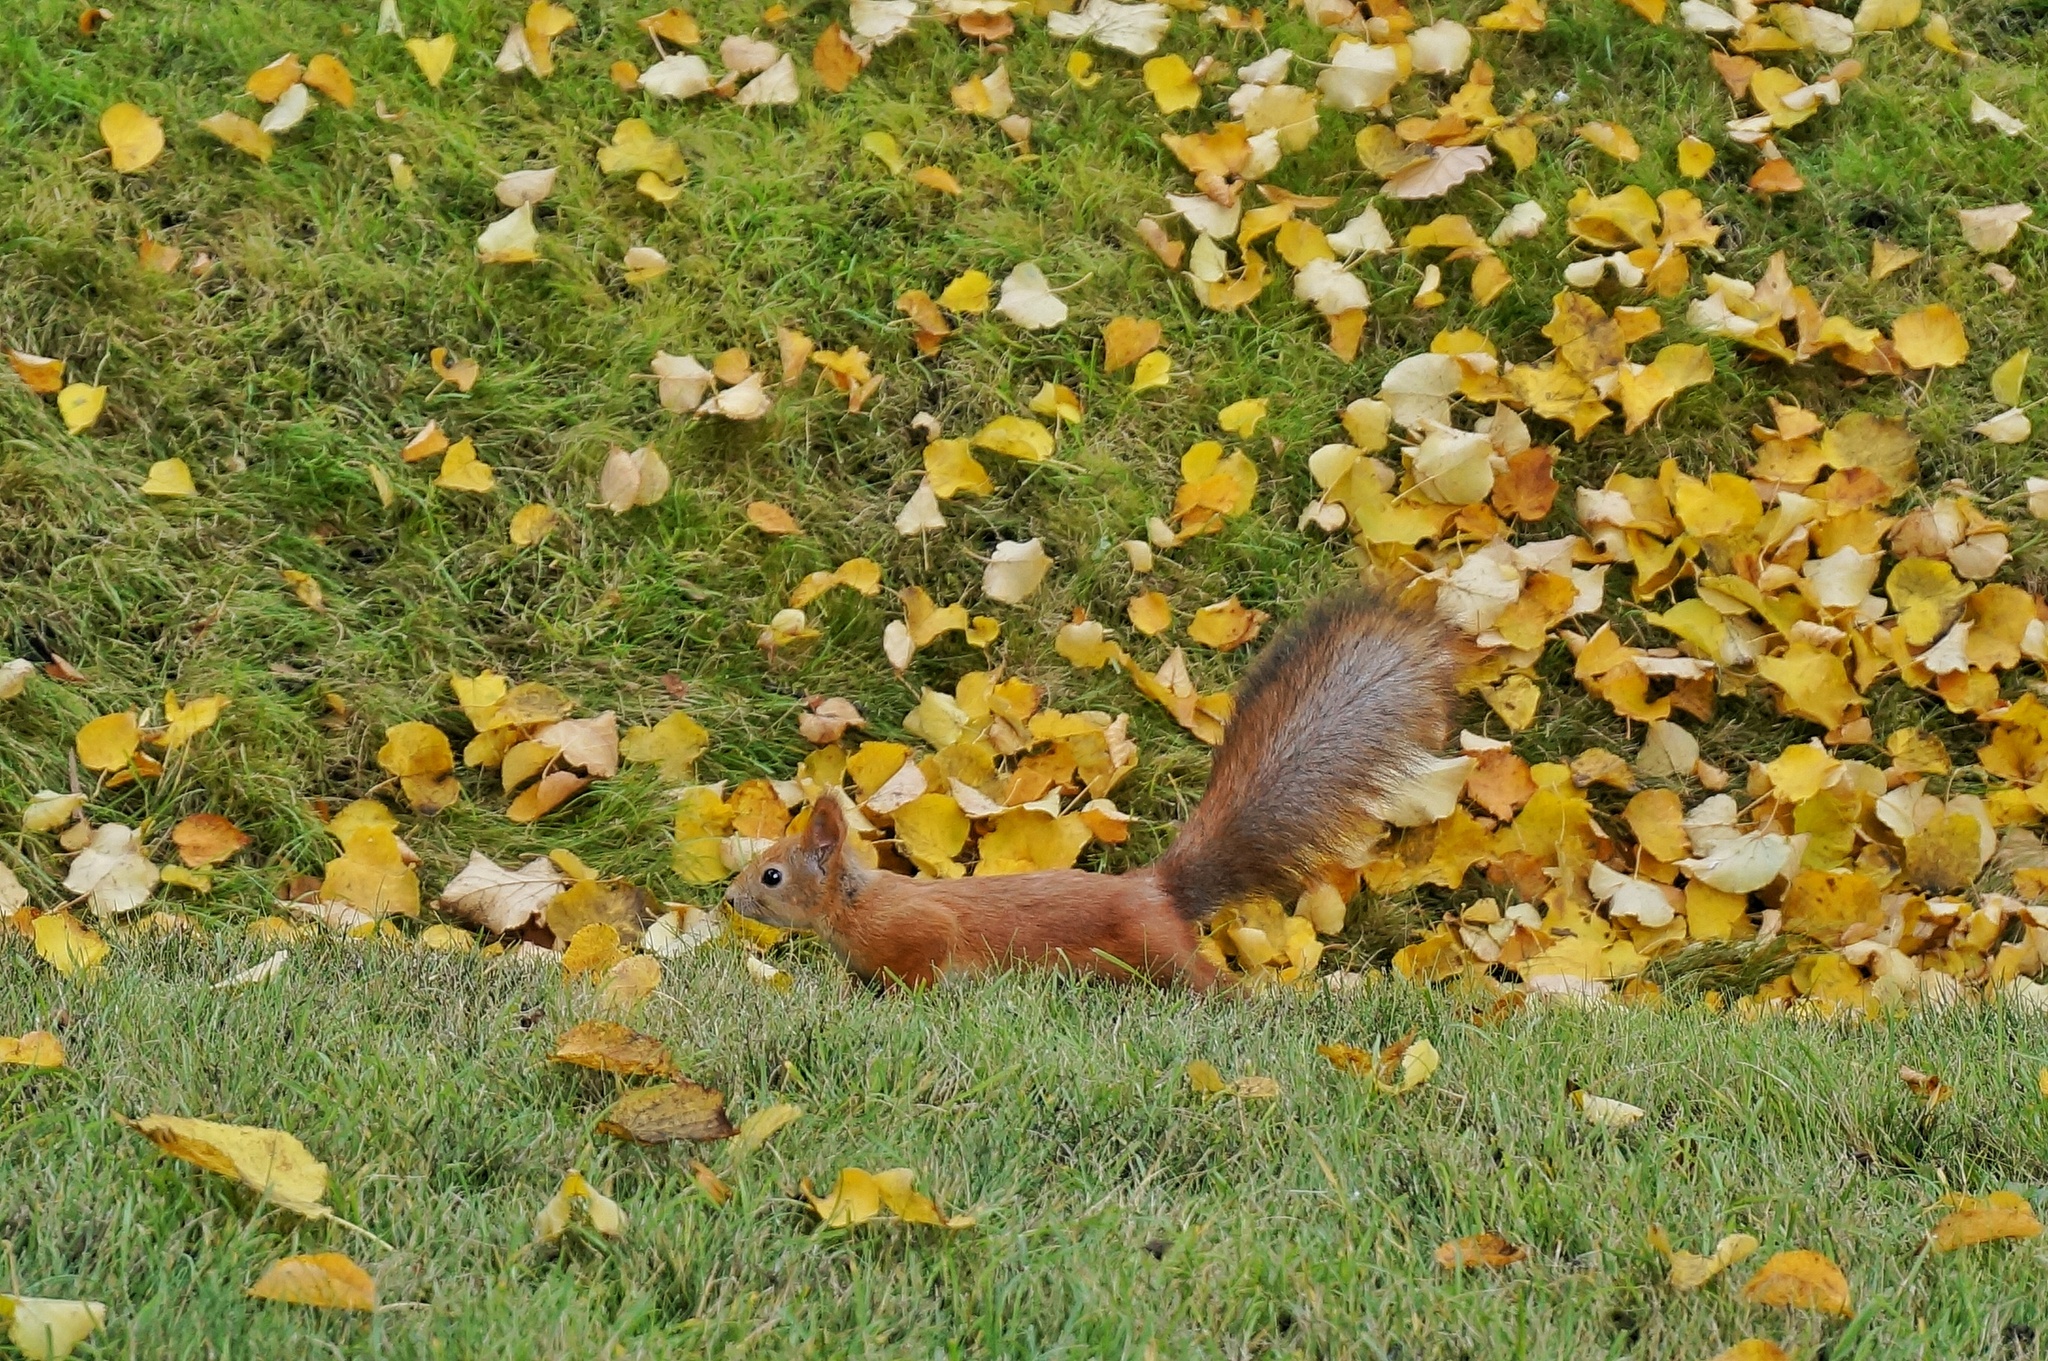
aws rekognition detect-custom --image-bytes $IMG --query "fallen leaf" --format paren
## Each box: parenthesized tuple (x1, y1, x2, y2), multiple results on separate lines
(198, 112, 273, 161)
(996, 263, 1068, 330)
(730, 1101, 803, 1155)
(598, 1081, 736, 1142)
(57, 383, 106, 434)
(803, 1167, 975, 1228)
(0, 1296, 107, 1360)
(1929, 1191, 2042, 1250)
(1571, 1085, 1646, 1128)
(983, 538, 1052, 604)
(121, 1114, 331, 1216)
(100, 102, 163, 172)
(1742, 1249, 1852, 1315)
(1956, 203, 2032, 254)
(406, 34, 457, 86)
(551, 1019, 676, 1076)
(0, 1031, 65, 1069)
(534, 1170, 627, 1241)
(33, 913, 107, 976)
(247, 1253, 375, 1311)
(476, 205, 540, 265)
(1892, 304, 1968, 369)
(1435, 1232, 1527, 1269)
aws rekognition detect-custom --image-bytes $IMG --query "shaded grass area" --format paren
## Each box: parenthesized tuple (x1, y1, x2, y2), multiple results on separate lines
(7, 944, 2048, 1357)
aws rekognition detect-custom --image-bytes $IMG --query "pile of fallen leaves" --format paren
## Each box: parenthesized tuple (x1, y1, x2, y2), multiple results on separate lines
(8, 0, 2048, 1024)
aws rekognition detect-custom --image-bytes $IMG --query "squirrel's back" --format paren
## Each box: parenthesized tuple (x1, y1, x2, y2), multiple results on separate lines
(1153, 587, 1458, 921)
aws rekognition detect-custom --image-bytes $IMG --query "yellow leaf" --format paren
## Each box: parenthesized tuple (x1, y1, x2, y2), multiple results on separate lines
(1869, 239, 1922, 280)
(551, 1019, 676, 1075)
(8, 349, 64, 394)
(247, 1253, 375, 1311)
(160, 690, 228, 749)
(122, 1114, 331, 1216)
(1103, 316, 1162, 371)
(1741, 1249, 1852, 1315)
(304, 53, 355, 107)
(508, 503, 558, 546)
(533, 1169, 627, 1241)
(405, 34, 457, 86)
(1991, 349, 2030, 406)
(805, 1168, 973, 1228)
(1066, 49, 1100, 89)
(1891, 304, 1968, 369)
(1186, 597, 1267, 650)
(860, 130, 905, 173)
(1657, 1229, 1760, 1289)
(321, 823, 421, 916)
(434, 437, 495, 493)
(1854, 0, 1921, 33)
(972, 414, 1053, 462)
(1676, 135, 1715, 178)
(597, 119, 687, 181)
(938, 269, 993, 313)
(620, 711, 710, 780)
(1127, 591, 1171, 635)
(246, 53, 302, 103)
(198, 112, 273, 161)
(1142, 54, 1200, 113)
(1131, 350, 1172, 391)
(476, 204, 540, 264)
(77, 711, 141, 771)
(1217, 397, 1268, 436)
(730, 1101, 803, 1155)
(562, 922, 628, 976)
(100, 102, 163, 173)
(140, 458, 195, 497)
(33, 913, 108, 976)
(924, 439, 991, 497)
(57, 383, 106, 433)
(1576, 120, 1640, 161)
(0, 1295, 107, 1360)
(0, 1030, 66, 1068)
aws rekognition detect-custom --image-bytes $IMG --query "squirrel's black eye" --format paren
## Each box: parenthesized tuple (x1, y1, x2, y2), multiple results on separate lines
(761, 867, 784, 888)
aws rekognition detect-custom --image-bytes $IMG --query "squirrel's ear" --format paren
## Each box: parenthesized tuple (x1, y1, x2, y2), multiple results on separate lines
(800, 794, 848, 864)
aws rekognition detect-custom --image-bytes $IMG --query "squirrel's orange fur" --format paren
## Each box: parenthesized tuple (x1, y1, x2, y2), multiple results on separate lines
(725, 588, 1457, 990)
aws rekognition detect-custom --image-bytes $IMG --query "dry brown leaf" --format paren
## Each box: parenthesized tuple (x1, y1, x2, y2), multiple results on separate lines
(598, 1081, 736, 1142)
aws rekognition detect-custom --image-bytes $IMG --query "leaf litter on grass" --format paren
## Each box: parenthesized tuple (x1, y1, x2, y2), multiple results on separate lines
(6, 0, 2048, 1344)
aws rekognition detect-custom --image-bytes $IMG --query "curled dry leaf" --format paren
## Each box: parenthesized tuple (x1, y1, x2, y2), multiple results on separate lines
(437, 851, 567, 933)
(983, 538, 1052, 604)
(598, 446, 670, 512)
(551, 1019, 676, 1076)
(1434, 1232, 1527, 1270)
(803, 1167, 975, 1228)
(534, 1169, 627, 1241)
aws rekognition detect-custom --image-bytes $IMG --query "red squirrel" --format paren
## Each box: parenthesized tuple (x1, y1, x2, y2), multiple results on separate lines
(724, 588, 1458, 990)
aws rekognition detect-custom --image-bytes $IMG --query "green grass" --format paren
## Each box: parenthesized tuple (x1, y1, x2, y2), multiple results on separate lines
(9, 940, 2048, 1357)
(3, 0, 2048, 1352)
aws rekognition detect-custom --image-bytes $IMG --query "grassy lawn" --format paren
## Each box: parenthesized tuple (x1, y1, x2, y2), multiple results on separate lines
(4, 0, 2048, 1353)
(9, 941, 2048, 1357)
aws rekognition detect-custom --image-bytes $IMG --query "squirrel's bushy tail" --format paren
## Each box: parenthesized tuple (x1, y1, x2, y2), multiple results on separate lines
(1154, 588, 1459, 921)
